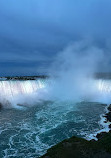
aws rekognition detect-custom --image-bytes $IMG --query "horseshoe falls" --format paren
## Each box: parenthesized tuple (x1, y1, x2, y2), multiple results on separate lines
(0, 79, 47, 109)
(0, 77, 111, 158)
(97, 79, 111, 93)
(94, 79, 111, 103)
(0, 80, 45, 96)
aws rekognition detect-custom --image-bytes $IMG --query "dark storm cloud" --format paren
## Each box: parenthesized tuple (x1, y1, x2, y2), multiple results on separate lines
(0, 0, 111, 75)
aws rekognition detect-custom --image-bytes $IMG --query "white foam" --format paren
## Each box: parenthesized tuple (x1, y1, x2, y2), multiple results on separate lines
(86, 104, 111, 140)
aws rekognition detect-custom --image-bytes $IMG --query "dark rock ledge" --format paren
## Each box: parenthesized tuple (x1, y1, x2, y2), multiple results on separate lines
(0, 75, 48, 81)
(0, 103, 2, 109)
(105, 104, 111, 122)
(40, 105, 111, 158)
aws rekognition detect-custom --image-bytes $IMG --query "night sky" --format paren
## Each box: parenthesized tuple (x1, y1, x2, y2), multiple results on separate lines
(0, 0, 111, 76)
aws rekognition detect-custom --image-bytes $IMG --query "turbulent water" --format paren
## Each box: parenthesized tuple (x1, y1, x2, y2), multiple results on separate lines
(0, 78, 111, 158)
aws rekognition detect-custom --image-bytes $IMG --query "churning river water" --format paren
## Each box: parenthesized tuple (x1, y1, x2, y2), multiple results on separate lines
(0, 78, 110, 158)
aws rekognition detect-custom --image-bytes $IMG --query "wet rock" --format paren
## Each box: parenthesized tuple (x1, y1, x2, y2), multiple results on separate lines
(105, 112, 111, 122)
(90, 139, 96, 142)
(41, 134, 111, 158)
(108, 104, 111, 111)
(96, 132, 107, 140)
(104, 104, 111, 123)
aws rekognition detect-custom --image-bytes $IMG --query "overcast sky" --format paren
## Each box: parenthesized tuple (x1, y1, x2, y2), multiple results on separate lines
(0, 0, 111, 76)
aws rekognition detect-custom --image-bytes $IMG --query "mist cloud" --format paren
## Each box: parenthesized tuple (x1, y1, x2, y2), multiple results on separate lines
(0, 0, 111, 75)
(47, 41, 108, 102)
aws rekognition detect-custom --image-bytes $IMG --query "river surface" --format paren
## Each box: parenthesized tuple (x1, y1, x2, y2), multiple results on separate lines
(0, 101, 106, 158)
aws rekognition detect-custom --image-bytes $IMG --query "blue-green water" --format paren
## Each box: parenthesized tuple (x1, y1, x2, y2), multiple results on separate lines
(0, 101, 106, 158)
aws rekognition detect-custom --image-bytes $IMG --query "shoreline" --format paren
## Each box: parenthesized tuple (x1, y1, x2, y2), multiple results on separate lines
(41, 104, 111, 158)
(95, 104, 111, 139)
(87, 104, 111, 140)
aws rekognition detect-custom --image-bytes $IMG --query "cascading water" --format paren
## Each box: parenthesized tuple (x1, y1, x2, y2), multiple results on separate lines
(94, 79, 111, 104)
(0, 78, 111, 108)
(0, 77, 111, 158)
(0, 79, 47, 108)
(97, 79, 111, 93)
(0, 80, 45, 96)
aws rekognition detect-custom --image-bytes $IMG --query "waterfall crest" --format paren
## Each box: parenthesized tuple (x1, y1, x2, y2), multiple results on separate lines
(0, 78, 111, 108)
(96, 79, 111, 93)
(0, 79, 46, 108)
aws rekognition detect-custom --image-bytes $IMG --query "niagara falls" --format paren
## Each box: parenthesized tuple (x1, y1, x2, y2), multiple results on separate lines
(0, 75, 110, 157)
(1, 0, 111, 158)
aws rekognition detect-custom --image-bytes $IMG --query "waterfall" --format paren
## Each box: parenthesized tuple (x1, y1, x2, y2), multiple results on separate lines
(0, 79, 46, 108)
(0, 77, 111, 108)
(93, 79, 111, 103)
(96, 79, 111, 93)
